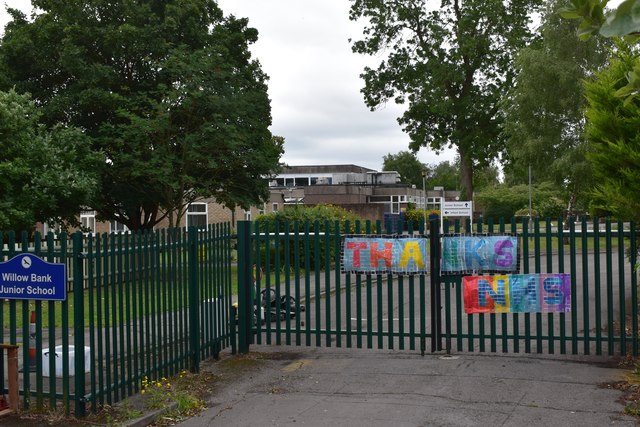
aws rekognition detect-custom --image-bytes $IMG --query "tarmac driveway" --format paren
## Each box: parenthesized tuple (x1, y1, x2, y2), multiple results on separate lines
(178, 345, 638, 427)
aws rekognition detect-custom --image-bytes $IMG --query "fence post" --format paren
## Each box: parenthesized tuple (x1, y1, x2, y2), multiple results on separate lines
(237, 221, 252, 353)
(72, 232, 86, 417)
(631, 221, 638, 356)
(188, 227, 200, 373)
(429, 219, 442, 352)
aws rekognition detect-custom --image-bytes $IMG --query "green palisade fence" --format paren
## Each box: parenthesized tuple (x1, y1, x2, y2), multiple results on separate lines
(0, 224, 234, 416)
(237, 217, 639, 359)
(2, 216, 639, 417)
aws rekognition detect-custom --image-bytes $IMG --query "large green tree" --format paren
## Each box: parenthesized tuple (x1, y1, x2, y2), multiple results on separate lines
(349, 0, 541, 200)
(584, 45, 640, 221)
(382, 151, 427, 188)
(561, 1, 640, 221)
(0, 0, 283, 230)
(560, 0, 640, 39)
(501, 0, 610, 212)
(0, 89, 100, 232)
(426, 161, 460, 191)
(560, 1, 640, 100)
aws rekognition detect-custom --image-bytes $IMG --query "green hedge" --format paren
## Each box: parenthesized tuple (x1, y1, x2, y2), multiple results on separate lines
(254, 204, 365, 270)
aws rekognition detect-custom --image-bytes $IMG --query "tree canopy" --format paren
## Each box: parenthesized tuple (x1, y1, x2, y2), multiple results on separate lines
(559, 0, 640, 39)
(426, 161, 460, 192)
(382, 151, 427, 188)
(561, 0, 640, 221)
(0, 0, 283, 230)
(560, 0, 640, 100)
(584, 45, 640, 221)
(381, 150, 496, 195)
(0, 89, 100, 232)
(349, 0, 542, 200)
(501, 0, 610, 212)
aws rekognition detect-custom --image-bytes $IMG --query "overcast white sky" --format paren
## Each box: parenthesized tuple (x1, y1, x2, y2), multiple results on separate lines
(215, 0, 457, 171)
(0, 0, 457, 172)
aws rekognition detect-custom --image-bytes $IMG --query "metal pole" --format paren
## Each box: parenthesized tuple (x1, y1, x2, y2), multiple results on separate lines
(422, 170, 427, 233)
(72, 232, 87, 417)
(529, 164, 532, 234)
(188, 227, 200, 372)
(237, 221, 252, 353)
(429, 219, 442, 352)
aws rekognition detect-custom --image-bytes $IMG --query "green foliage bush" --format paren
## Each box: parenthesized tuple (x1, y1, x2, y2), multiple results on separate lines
(536, 196, 565, 219)
(514, 208, 538, 223)
(254, 205, 365, 270)
(476, 184, 529, 220)
(404, 208, 440, 230)
(584, 47, 640, 223)
(255, 204, 363, 233)
(476, 182, 566, 221)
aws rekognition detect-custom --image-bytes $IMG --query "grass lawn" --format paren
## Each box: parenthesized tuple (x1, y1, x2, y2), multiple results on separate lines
(1, 264, 295, 329)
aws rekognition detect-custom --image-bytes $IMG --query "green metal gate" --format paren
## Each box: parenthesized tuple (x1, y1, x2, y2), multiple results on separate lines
(236, 217, 639, 357)
(4, 216, 633, 416)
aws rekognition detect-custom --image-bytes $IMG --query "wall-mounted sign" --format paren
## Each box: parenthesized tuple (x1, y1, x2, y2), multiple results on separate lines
(441, 235, 519, 274)
(341, 236, 428, 275)
(0, 253, 66, 301)
(463, 273, 571, 314)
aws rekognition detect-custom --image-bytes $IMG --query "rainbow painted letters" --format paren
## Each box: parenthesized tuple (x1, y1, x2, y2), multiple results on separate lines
(463, 274, 571, 313)
(442, 236, 519, 274)
(342, 236, 428, 275)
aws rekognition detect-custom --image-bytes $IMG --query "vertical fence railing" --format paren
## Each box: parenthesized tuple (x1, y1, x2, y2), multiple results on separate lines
(2, 217, 638, 414)
(241, 219, 438, 353)
(441, 217, 638, 357)
(0, 223, 234, 416)
(239, 217, 639, 358)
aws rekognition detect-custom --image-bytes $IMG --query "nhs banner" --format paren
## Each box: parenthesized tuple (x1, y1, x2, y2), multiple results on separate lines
(341, 236, 428, 275)
(441, 235, 519, 274)
(463, 274, 571, 314)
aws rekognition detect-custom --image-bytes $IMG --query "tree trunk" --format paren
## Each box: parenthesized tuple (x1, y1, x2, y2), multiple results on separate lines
(168, 211, 176, 229)
(458, 147, 474, 201)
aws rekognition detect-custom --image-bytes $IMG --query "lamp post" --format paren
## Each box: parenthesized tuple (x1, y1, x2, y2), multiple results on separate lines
(528, 164, 532, 234)
(421, 169, 427, 232)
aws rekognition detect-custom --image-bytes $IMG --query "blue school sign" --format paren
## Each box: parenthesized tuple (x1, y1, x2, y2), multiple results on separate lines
(0, 253, 66, 301)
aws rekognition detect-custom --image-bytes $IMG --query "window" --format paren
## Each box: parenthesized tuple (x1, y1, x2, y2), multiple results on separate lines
(368, 196, 388, 203)
(43, 222, 62, 236)
(80, 210, 96, 234)
(427, 197, 442, 211)
(244, 210, 252, 221)
(272, 203, 279, 212)
(110, 221, 129, 234)
(259, 204, 266, 216)
(187, 203, 208, 229)
(391, 196, 401, 214)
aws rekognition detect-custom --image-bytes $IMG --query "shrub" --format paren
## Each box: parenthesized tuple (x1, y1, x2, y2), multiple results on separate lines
(475, 184, 529, 221)
(404, 208, 440, 230)
(476, 182, 566, 222)
(255, 204, 363, 234)
(536, 197, 564, 219)
(254, 205, 365, 270)
(514, 208, 538, 223)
